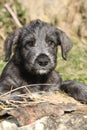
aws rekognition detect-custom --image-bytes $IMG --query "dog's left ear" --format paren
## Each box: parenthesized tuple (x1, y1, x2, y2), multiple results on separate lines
(56, 29, 72, 60)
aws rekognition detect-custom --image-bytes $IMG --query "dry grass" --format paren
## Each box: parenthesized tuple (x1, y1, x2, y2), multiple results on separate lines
(0, 83, 81, 111)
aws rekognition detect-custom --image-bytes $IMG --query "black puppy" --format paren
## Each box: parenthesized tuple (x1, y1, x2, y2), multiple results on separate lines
(1, 19, 87, 103)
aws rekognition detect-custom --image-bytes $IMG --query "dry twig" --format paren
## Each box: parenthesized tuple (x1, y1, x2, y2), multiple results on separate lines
(0, 84, 56, 98)
(4, 3, 22, 27)
(0, 33, 5, 40)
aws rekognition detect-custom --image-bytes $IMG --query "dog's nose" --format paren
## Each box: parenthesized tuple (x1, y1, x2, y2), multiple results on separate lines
(37, 54, 50, 67)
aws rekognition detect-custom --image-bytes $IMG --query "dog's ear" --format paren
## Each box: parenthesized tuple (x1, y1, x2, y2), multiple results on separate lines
(56, 29, 72, 60)
(4, 28, 22, 62)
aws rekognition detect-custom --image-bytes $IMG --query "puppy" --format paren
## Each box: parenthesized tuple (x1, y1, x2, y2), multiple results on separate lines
(0, 19, 87, 103)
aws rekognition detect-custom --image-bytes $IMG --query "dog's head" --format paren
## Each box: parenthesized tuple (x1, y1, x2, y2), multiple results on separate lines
(4, 19, 72, 75)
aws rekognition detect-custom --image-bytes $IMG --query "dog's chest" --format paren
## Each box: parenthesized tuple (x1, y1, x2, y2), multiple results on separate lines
(20, 71, 61, 92)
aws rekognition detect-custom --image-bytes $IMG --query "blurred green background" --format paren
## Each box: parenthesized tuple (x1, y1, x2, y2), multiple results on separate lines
(0, 0, 87, 83)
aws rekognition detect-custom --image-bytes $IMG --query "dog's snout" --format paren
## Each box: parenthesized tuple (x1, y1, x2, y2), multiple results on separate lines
(36, 54, 50, 67)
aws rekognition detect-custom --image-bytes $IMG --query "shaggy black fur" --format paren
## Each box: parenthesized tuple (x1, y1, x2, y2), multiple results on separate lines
(0, 19, 87, 103)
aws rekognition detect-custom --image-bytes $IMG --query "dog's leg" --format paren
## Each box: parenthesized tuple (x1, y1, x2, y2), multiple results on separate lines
(0, 78, 24, 101)
(60, 80, 87, 104)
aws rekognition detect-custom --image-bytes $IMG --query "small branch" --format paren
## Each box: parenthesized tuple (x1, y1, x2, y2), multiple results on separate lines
(0, 32, 5, 40)
(0, 84, 56, 98)
(4, 3, 23, 27)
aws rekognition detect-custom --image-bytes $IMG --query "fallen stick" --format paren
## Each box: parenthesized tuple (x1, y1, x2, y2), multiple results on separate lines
(0, 32, 5, 40)
(0, 83, 56, 98)
(4, 3, 22, 27)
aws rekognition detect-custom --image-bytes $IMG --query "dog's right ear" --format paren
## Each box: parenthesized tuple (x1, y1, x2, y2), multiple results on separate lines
(4, 28, 22, 62)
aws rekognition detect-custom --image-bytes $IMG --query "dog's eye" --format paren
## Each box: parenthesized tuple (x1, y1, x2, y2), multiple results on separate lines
(24, 40, 35, 49)
(47, 40, 56, 48)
